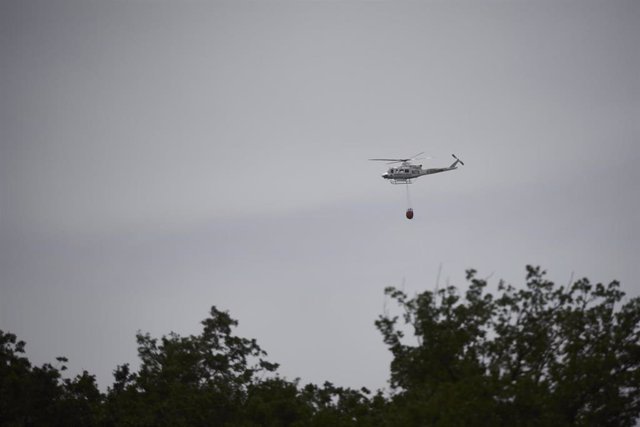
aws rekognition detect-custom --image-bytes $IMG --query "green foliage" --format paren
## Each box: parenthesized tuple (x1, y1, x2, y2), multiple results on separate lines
(101, 305, 381, 426)
(2, 267, 638, 426)
(103, 306, 281, 426)
(0, 330, 103, 426)
(376, 266, 640, 426)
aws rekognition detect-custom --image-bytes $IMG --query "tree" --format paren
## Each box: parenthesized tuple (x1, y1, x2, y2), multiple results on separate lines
(0, 331, 103, 426)
(104, 305, 280, 426)
(103, 306, 384, 426)
(376, 266, 640, 426)
(4, 266, 637, 426)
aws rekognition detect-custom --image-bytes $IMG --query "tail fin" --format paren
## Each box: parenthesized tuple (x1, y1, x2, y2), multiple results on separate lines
(450, 154, 465, 168)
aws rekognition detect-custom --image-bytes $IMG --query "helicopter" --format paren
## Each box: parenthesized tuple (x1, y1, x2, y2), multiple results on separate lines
(369, 152, 464, 184)
(370, 152, 465, 219)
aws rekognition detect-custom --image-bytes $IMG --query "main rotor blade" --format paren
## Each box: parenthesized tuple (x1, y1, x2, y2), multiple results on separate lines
(370, 152, 429, 164)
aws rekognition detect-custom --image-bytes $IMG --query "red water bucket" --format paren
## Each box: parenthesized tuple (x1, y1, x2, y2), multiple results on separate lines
(406, 208, 414, 220)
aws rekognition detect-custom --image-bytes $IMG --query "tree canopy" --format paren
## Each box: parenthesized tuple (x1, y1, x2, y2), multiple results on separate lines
(1, 266, 638, 426)
(376, 266, 640, 426)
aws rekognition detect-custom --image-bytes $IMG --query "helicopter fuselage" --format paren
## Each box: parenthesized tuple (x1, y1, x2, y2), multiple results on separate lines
(382, 163, 458, 184)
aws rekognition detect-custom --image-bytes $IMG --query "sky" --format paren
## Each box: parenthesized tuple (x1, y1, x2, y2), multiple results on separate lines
(1, 0, 639, 392)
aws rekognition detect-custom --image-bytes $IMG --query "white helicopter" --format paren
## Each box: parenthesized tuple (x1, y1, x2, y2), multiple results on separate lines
(369, 152, 464, 184)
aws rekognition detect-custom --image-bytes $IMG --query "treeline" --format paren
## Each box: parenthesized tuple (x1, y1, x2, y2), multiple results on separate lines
(1, 266, 639, 426)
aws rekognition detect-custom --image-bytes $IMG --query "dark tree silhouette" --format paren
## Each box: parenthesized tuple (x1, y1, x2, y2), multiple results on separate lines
(376, 266, 640, 426)
(102, 305, 380, 426)
(2, 266, 638, 426)
(0, 331, 102, 426)
(103, 306, 280, 426)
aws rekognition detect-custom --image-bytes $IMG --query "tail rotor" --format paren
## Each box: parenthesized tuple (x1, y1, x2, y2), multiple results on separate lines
(451, 154, 465, 166)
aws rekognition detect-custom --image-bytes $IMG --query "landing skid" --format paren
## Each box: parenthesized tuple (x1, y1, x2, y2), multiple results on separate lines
(390, 179, 412, 184)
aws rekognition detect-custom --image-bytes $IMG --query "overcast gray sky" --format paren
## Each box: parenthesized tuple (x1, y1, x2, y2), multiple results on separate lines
(1, 0, 639, 392)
